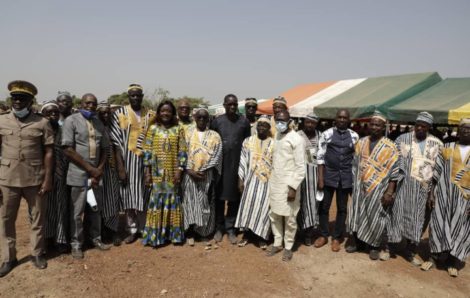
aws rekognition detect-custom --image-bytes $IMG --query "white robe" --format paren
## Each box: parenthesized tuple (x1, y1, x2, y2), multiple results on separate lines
(269, 130, 306, 216)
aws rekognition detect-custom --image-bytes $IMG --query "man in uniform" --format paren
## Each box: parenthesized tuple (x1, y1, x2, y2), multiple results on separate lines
(0, 81, 54, 277)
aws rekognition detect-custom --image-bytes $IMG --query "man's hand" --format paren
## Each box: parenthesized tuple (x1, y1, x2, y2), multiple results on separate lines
(90, 177, 100, 189)
(187, 169, 205, 181)
(174, 169, 183, 185)
(88, 166, 103, 179)
(38, 178, 53, 196)
(381, 192, 394, 206)
(144, 167, 152, 187)
(287, 187, 296, 202)
(317, 178, 324, 191)
(427, 191, 435, 209)
(118, 169, 128, 186)
(238, 179, 244, 194)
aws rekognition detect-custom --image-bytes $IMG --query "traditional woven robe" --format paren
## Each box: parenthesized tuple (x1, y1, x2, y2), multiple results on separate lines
(109, 105, 155, 211)
(389, 132, 443, 243)
(269, 130, 306, 216)
(348, 136, 399, 247)
(182, 127, 222, 237)
(235, 135, 274, 240)
(430, 142, 470, 262)
(297, 130, 321, 230)
(100, 126, 121, 232)
(45, 126, 70, 244)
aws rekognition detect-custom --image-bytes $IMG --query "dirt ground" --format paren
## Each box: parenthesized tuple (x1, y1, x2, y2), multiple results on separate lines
(0, 202, 468, 298)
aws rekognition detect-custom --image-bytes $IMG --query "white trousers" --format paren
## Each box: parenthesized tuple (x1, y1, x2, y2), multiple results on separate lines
(269, 210, 297, 250)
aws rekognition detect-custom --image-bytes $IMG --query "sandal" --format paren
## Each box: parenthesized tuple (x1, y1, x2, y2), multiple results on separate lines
(187, 237, 195, 247)
(420, 260, 435, 271)
(238, 239, 248, 247)
(447, 267, 458, 277)
(379, 250, 390, 261)
(282, 249, 293, 261)
(266, 245, 282, 257)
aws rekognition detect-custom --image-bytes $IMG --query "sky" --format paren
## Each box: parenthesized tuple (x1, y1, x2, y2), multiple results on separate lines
(1, 0, 469, 104)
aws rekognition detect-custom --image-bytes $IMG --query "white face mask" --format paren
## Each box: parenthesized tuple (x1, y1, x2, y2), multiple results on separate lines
(12, 107, 30, 118)
(275, 121, 288, 133)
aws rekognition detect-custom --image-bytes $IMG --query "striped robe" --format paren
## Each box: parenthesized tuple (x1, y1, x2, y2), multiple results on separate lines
(430, 142, 470, 262)
(109, 106, 155, 211)
(182, 128, 222, 237)
(45, 126, 70, 244)
(389, 132, 443, 243)
(100, 127, 121, 231)
(235, 136, 274, 240)
(348, 136, 399, 247)
(297, 130, 321, 230)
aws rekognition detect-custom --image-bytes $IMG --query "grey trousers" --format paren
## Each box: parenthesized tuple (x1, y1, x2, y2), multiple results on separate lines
(0, 185, 45, 262)
(70, 186, 102, 249)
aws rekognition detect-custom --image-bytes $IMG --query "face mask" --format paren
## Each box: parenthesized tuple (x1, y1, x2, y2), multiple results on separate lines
(12, 107, 30, 118)
(79, 109, 96, 120)
(275, 121, 288, 133)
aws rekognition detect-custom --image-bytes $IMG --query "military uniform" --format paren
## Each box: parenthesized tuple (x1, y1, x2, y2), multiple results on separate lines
(0, 111, 54, 262)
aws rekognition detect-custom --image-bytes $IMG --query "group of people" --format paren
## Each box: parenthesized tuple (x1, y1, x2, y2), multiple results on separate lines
(0, 80, 468, 279)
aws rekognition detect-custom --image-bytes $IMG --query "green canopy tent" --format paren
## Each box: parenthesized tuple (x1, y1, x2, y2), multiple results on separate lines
(388, 78, 470, 124)
(314, 72, 442, 120)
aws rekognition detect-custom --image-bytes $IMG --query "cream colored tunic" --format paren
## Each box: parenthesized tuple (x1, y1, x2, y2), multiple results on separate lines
(269, 130, 306, 216)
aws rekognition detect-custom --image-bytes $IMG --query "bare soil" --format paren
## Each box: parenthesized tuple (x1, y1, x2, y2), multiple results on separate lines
(0, 202, 468, 298)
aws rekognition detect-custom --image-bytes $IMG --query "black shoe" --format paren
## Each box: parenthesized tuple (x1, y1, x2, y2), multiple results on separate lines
(56, 243, 70, 254)
(93, 239, 111, 251)
(369, 249, 380, 260)
(124, 233, 138, 244)
(71, 248, 84, 259)
(30, 255, 47, 269)
(228, 231, 238, 245)
(0, 259, 18, 277)
(345, 243, 357, 253)
(213, 230, 223, 243)
(113, 234, 122, 247)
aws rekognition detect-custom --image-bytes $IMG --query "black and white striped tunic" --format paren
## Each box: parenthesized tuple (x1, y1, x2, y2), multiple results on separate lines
(100, 127, 121, 231)
(235, 136, 274, 240)
(181, 128, 222, 237)
(348, 136, 399, 247)
(45, 127, 70, 244)
(297, 130, 321, 230)
(389, 132, 443, 244)
(109, 106, 154, 211)
(430, 142, 470, 262)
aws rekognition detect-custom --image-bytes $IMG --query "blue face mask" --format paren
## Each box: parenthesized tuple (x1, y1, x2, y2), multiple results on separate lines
(12, 107, 30, 118)
(79, 109, 96, 120)
(275, 121, 288, 133)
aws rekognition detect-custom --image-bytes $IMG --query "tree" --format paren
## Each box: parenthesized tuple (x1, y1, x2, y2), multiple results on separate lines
(107, 92, 153, 109)
(174, 96, 210, 108)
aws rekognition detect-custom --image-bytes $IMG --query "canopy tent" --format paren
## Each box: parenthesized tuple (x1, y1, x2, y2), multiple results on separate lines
(208, 99, 269, 116)
(256, 81, 336, 115)
(388, 78, 470, 124)
(314, 72, 442, 120)
(289, 79, 366, 117)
